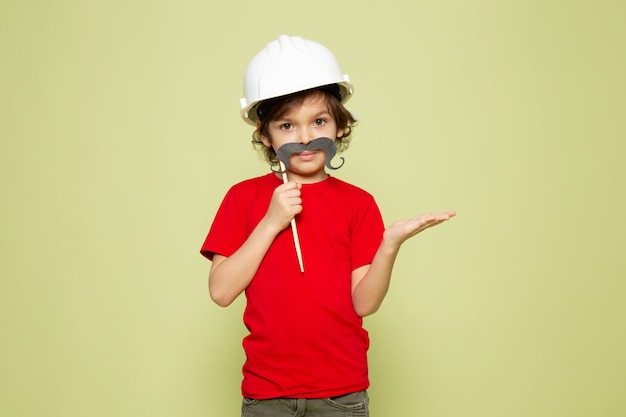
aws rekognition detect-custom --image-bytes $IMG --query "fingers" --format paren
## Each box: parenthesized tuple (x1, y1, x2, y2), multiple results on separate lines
(418, 211, 455, 224)
(266, 182, 303, 230)
(420, 211, 456, 221)
(276, 182, 303, 211)
(399, 211, 455, 236)
(417, 211, 455, 229)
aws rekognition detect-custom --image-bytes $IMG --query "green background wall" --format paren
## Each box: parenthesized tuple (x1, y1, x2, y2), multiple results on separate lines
(1, 1, 624, 416)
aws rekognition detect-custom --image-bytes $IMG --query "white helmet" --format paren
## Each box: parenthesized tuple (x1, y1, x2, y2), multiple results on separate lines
(240, 34, 354, 125)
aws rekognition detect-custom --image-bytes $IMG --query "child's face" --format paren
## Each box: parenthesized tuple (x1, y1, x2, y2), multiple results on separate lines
(259, 94, 344, 182)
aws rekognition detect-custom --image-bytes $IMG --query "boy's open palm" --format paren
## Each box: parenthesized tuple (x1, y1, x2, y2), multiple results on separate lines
(384, 211, 456, 247)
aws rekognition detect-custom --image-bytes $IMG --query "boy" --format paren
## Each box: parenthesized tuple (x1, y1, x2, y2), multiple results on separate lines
(200, 34, 455, 416)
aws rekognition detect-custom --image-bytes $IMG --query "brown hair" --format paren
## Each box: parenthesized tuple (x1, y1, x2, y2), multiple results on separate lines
(251, 87, 357, 165)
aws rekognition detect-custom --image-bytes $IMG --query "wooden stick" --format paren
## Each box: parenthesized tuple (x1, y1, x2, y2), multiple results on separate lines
(279, 161, 304, 273)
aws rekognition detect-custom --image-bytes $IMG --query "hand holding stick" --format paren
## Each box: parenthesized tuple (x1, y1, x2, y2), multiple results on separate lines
(279, 161, 305, 273)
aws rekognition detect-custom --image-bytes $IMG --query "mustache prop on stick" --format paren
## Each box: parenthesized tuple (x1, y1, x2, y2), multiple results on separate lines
(274, 137, 345, 173)
(275, 137, 345, 274)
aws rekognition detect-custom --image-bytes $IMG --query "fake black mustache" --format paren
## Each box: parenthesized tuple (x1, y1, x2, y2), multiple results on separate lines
(273, 137, 345, 173)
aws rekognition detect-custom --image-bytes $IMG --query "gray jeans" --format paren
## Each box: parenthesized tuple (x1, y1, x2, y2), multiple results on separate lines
(241, 390, 369, 417)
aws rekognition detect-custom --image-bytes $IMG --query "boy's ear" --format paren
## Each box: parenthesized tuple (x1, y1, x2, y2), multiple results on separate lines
(336, 127, 345, 139)
(256, 120, 272, 147)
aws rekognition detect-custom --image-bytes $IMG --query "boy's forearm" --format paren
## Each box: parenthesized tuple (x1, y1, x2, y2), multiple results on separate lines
(209, 218, 280, 306)
(351, 211, 456, 316)
(351, 240, 401, 317)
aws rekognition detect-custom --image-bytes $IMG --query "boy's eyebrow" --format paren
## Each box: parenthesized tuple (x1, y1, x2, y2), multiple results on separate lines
(313, 110, 332, 118)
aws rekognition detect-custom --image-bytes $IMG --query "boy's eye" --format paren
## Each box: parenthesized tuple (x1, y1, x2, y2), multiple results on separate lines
(280, 123, 293, 130)
(314, 118, 326, 126)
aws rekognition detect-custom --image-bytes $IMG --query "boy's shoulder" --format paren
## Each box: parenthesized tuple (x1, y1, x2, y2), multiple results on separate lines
(230, 173, 279, 191)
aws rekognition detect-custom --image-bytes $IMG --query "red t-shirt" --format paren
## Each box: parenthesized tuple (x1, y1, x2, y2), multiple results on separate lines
(201, 173, 384, 399)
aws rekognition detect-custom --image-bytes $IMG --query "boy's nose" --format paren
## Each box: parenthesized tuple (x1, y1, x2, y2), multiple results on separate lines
(299, 128, 314, 144)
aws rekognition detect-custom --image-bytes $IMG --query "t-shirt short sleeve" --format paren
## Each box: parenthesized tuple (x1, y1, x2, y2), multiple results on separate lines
(200, 186, 248, 261)
(349, 193, 385, 270)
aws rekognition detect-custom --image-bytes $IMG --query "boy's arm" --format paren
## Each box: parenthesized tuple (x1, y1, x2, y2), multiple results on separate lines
(209, 218, 279, 306)
(208, 182, 302, 307)
(351, 211, 456, 317)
